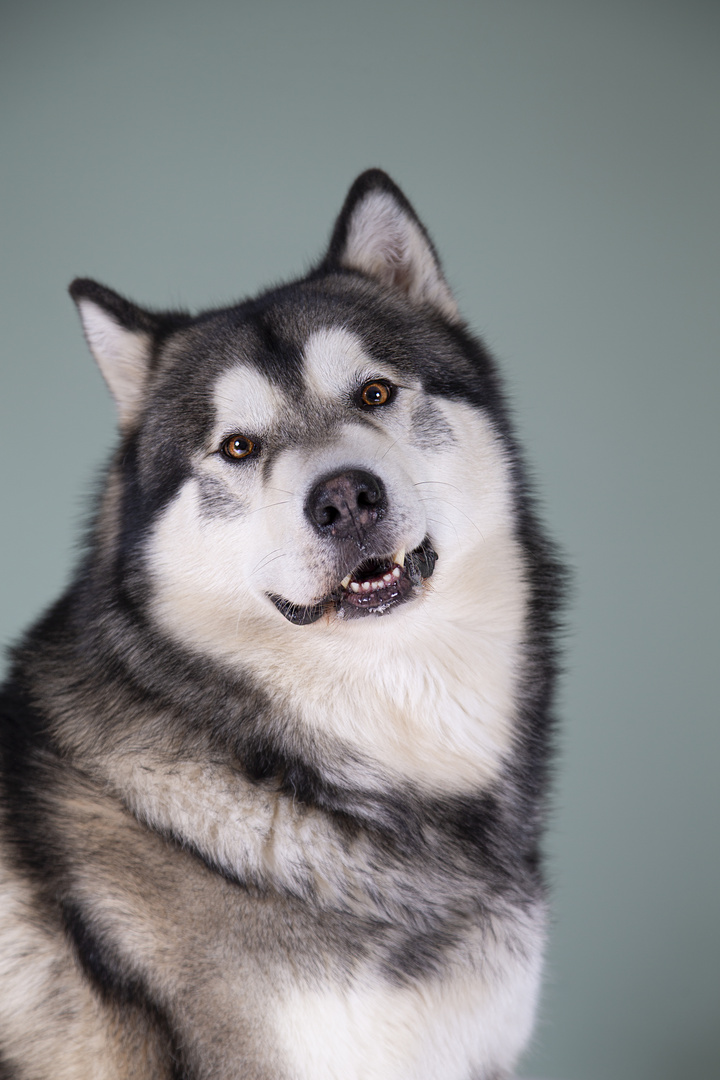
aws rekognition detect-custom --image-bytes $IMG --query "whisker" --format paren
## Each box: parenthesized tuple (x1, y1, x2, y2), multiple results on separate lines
(413, 480, 463, 495)
(415, 492, 484, 540)
(424, 516, 461, 544)
(244, 500, 290, 519)
(250, 550, 287, 577)
(378, 438, 401, 462)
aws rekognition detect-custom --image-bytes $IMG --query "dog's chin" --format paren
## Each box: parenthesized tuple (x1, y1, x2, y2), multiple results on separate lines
(268, 537, 438, 626)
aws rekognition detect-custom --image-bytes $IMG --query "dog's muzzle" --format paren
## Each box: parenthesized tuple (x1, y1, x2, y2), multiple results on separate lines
(268, 468, 437, 625)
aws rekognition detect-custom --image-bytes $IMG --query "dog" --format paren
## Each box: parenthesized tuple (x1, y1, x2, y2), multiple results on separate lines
(0, 170, 563, 1079)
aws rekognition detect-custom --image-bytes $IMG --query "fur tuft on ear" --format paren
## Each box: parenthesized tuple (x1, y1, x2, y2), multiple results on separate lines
(321, 170, 459, 322)
(69, 279, 160, 429)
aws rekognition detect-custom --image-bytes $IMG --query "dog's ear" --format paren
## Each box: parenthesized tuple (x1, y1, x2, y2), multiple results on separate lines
(321, 170, 459, 322)
(69, 279, 161, 429)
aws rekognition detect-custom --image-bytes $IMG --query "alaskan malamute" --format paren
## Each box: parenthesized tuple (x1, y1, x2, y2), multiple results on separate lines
(0, 170, 563, 1079)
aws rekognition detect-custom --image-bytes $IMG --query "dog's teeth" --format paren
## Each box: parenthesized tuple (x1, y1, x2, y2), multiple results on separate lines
(346, 559, 404, 596)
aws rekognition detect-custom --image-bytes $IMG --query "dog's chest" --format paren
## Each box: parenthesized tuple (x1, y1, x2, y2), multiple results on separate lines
(66, 786, 543, 1080)
(243, 596, 523, 798)
(267, 937, 542, 1080)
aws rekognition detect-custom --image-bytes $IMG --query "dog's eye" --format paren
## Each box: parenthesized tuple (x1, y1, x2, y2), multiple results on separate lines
(359, 381, 393, 407)
(221, 435, 255, 460)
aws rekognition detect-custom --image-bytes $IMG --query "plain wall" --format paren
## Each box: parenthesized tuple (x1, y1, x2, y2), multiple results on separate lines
(1, 2, 718, 1077)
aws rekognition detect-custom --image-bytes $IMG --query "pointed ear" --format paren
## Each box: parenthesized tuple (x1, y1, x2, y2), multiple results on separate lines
(321, 170, 459, 322)
(69, 278, 160, 429)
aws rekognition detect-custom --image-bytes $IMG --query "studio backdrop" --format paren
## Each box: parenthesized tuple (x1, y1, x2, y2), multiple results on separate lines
(2, 3, 718, 1078)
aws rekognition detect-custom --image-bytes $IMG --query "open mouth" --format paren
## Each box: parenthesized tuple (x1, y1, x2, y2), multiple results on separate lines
(269, 537, 438, 625)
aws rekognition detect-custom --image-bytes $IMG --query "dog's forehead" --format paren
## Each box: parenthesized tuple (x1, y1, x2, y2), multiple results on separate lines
(301, 327, 379, 397)
(212, 326, 382, 428)
(213, 362, 286, 430)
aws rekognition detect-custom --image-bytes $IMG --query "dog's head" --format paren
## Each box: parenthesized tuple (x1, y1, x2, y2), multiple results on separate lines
(71, 171, 519, 659)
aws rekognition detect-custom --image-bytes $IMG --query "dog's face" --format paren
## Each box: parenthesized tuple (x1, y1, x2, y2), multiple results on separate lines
(166, 316, 439, 626)
(147, 302, 514, 637)
(72, 173, 520, 663)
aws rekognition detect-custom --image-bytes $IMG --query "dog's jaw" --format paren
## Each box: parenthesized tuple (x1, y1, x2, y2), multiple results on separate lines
(269, 537, 438, 625)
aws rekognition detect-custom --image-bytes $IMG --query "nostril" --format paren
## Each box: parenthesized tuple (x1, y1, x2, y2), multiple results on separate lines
(315, 503, 340, 527)
(358, 485, 379, 507)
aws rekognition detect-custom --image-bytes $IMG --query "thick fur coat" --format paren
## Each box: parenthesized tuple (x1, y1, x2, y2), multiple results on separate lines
(0, 171, 563, 1080)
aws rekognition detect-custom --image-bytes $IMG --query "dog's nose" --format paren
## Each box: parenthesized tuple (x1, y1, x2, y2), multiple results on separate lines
(305, 469, 386, 541)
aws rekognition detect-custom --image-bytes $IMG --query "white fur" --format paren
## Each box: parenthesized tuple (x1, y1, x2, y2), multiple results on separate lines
(301, 326, 388, 401)
(76, 299, 151, 428)
(213, 362, 288, 440)
(341, 190, 459, 321)
(272, 918, 544, 1080)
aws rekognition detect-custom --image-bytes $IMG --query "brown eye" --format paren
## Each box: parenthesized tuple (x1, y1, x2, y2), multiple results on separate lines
(222, 435, 255, 460)
(360, 381, 392, 407)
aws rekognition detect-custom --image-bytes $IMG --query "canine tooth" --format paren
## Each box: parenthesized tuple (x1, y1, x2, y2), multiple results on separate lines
(392, 566, 401, 579)
(340, 574, 352, 589)
(393, 547, 406, 567)
(350, 582, 360, 593)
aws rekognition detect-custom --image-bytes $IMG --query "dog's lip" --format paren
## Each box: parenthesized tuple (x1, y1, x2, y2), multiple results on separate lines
(268, 537, 438, 625)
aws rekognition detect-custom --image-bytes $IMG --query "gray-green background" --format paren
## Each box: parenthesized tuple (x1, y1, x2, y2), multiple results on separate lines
(2, 2, 718, 1077)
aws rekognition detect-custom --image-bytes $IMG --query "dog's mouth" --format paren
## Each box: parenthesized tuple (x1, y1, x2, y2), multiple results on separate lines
(269, 537, 438, 625)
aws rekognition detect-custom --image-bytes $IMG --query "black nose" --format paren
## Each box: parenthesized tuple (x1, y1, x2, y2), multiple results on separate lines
(305, 469, 387, 541)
